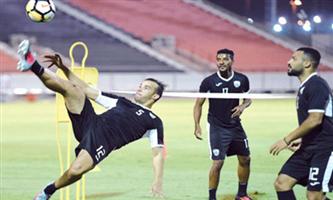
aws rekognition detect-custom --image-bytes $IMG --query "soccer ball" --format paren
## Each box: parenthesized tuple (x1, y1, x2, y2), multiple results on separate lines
(26, 0, 56, 23)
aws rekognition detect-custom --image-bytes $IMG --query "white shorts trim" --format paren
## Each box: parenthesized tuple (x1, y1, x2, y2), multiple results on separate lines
(322, 152, 333, 192)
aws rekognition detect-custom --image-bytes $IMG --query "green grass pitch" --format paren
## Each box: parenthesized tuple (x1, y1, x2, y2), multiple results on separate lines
(2, 99, 332, 200)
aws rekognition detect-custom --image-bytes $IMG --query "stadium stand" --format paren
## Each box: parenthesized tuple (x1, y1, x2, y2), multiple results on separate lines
(0, 50, 17, 73)
(0, 1, 182, 73)
(67, 0, 332, 72)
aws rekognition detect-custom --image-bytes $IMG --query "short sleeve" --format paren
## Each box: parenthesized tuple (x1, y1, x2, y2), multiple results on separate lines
(306, 83, 329, 113)
(242, 75, 250, 93)
(101, 92, 120, 99)
(199, 78, 210, 92)
(94, 91, 119, 109)
(144, 119, 164, 148)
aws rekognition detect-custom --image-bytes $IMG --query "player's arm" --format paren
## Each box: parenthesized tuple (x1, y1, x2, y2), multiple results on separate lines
(193, 98, 206, 140)
(231, 98, 252, 118)
(44, 54, 99, 99)
(232, 75, 251, 118)
(270, 112, 324, 155)
(151, 147, 164, 197)
(270, 82, 328, 156)
(288, 138, 302, 152)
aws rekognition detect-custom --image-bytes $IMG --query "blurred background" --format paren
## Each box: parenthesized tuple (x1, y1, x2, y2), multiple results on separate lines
(1, 0, 333, 102)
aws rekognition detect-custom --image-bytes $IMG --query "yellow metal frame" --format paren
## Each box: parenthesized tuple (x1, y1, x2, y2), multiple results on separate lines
(55, 42, 99, 200)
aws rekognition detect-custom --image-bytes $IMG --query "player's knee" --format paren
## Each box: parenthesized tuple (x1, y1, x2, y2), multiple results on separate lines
(64, 83, 85, 98)
(238, 156, 250, 167)
(274, 176, 289, 191)
(211, 160, 223, 172)
(67, 164, 86, 178)
(306, 191, 324, 200)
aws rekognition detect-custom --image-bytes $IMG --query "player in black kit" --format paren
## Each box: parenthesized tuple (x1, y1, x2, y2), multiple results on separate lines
(17, 40, 166, 200)
(193, 49, 252, 200)
(270, 47, 333, 200)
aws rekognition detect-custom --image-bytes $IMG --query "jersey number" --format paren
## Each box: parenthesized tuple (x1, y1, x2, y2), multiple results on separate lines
(222, 87, 229, 93)
(95, 145, 106, 162)
(136, 109, 145, 116)
(309, 167, 319, 181)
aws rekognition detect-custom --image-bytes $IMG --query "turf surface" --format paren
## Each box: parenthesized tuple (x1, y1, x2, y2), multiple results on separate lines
(2, 99, 332, 200)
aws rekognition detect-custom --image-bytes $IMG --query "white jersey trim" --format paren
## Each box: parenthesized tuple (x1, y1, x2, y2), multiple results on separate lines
(144, 129, 163, 148)
(322, 152, 333, 192)
(134, 101, 152, 111)
(300, 72, 317, 88)
(216, 71, 234, 82)
(94, 90, 118, 109)
(325, 95, 332, 117)
(308, 109, 325, 113)
(207, 122, 212, 160)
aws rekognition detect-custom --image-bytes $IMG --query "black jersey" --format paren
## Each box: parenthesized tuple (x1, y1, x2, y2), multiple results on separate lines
(199, 71, 250, 127)
(95, 92, 164, 150)
(296, 73, 333, 151)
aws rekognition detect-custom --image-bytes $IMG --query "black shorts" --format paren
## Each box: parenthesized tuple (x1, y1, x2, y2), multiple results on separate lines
(67, 98, 113, 165)
(208, 123, 250, 160)
(280, 149, 333, 192)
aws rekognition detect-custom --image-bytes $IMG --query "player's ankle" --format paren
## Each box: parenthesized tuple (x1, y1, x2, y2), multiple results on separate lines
(209, 188, 217, 200)
(237, 182, 248, 197)
(276, 190, 296, 200)
(44, 182, 56, 196)
(31, 61, 45, 77)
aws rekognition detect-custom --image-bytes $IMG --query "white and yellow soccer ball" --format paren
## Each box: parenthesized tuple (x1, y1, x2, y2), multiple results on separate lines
(26, 0, 56, 23)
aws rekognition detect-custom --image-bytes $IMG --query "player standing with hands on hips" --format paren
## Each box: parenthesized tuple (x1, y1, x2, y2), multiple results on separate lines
(193, 49, 252, 200)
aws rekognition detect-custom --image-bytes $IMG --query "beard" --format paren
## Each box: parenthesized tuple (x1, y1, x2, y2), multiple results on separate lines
(287, 66, 302, 76)
(287, 70, 300, 76)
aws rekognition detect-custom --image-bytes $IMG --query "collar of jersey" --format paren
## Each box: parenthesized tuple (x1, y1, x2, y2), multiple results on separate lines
(216, 70, 234, 82)
(133, 101, 152, 111)
(299, 72, 317, 88)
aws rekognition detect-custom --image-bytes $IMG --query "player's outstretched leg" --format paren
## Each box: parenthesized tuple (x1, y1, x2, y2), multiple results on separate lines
(33, 150, 94, 200)
(17, 40, 85, 114)
(17, 40, 92, 199)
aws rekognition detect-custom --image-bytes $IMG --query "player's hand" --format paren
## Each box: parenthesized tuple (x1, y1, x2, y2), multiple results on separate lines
(194, 125, 203, 140)
(231, 105, 245, 118)
(151, 181, 164, 199)
(288, 138, 301, 152)
(269, 139, 288, 156)
(43, 54, 66, 70)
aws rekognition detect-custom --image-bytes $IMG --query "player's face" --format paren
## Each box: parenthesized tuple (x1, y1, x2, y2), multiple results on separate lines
(287, 51, 305, 76)
(216, 54, 233, 72)
(134, 80, 160, 104)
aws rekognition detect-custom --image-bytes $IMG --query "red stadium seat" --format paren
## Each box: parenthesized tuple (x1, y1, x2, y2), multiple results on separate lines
(69, 0, 331, 72)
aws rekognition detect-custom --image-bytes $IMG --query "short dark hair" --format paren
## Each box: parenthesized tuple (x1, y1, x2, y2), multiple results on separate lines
(216, 48, 234, 60)
(145, 78, 166, 102)
(297, 47, 321, 68)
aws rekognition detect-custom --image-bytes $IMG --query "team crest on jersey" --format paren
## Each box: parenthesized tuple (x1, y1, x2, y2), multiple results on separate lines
(213, 149, 220, 156)
(233, 80, 241, 88)
(149, 112, 156, 119)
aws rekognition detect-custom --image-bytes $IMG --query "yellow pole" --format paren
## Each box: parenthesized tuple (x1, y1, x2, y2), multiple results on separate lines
(55, 121, 64, 200)
(56, 41, 98, 200)
(82, 175, 86, 200)
(69, 41, 88, 200)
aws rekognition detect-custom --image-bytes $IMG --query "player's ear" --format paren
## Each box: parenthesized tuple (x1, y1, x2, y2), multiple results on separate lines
(152, 93, 160, 101)
(303, 59, 312, 69)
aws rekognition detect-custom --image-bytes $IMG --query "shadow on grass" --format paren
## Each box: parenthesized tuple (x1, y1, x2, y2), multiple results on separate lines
(220, 191, 266, 200)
